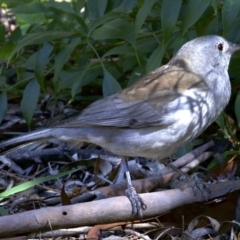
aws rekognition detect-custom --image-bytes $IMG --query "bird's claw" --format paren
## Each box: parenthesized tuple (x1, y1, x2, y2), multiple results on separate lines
(125, 185, 147, 219)
(190, 173, 210, 200)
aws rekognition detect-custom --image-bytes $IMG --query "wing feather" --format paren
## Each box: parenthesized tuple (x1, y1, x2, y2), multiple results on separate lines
(62, 64, 207, 128)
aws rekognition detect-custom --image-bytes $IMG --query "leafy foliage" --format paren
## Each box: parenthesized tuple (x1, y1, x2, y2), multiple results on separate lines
(0, 0, 240, 161)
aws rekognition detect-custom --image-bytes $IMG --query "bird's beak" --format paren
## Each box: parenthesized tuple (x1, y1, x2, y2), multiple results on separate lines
(229, 42, 240, 54)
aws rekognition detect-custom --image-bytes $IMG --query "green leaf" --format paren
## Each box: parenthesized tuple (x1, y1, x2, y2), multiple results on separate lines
(8, 31, 75, 62)
(45, 5, 88, 34)
(103, 45, 135, 58)
(71, 65, 91, 97)
(222, 0, 240, 36)
(182, 0, 210, 35)
(210, 0, 219, 15)
(8, 26, 22, 42)
(127, 66, 145, 87)
(137, 36, 159, 54)
(53, 38, 80, 92)
(135, 0, 157, 35)
(0, 168, 80, 200)
(72, 0, 85, 13)
(87, 0, 108, 20)
(20, 79, 40, 126)
(0, 24, 5, 42)
(45, 0, 74, 13)
(88, 11, 128, 34)
(35, 43, 53, 89)
(103, 68, 121, 97)
(10, 1, 45, 14)
(235, 90, 240, 128)
(2, 0, 33, 8)
(161, 0, 181, 44)
(91, 19, 135, 47)
(82, 63, 102, 86)
(205, 16, 219, 35)
(215, 113, 229, 137)
(0, 91, 7, 124)
(17, 13, 46, 26)
(118, 0, 138, 11)
(146, 45, 166, 73)
(0, 42, 15, 62)
(207, 150, 235, 170)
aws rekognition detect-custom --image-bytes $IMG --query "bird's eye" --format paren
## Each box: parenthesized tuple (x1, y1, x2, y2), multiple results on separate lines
(217, 43, 223, 51)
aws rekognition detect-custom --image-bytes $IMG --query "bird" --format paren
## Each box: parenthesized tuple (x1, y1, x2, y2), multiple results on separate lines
(0, 35, 239, 217)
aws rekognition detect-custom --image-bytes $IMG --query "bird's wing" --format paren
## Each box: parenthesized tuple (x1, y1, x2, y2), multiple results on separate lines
(62, 64, 208, 128)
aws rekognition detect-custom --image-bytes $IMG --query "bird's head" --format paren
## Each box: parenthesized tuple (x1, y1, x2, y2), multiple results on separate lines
(172, 35, 240, 76)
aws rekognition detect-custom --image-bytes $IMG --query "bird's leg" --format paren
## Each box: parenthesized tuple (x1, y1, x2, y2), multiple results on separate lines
(168, 140, 230, 198)
(123, 158, 147, 219)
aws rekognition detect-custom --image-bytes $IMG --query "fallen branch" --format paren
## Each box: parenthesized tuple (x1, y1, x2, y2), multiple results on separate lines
(0, 179, 239, 237)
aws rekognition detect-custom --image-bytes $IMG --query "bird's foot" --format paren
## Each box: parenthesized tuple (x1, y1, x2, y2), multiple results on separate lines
(189, 173, 210, 200)
(125, 185, 147, 219)
(172, 173, 210, 200)
(123, 161, 147, 219)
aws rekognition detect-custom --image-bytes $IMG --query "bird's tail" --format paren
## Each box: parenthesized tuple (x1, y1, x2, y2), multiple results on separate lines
(0, 128, 54, 151)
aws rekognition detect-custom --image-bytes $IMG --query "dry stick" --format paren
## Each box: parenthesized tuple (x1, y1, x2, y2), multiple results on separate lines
(31, 223, 157, 239)
(72, 141, 215, 203)
(162, 151, 214, 184)
(0, 141, 218, 236)
(0, 179, 239, 237)
(162, 140, 215, 174)
(73, 148, 215, 202)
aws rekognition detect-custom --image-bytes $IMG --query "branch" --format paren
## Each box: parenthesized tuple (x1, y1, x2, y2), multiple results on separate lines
(0, 179, 239, 237)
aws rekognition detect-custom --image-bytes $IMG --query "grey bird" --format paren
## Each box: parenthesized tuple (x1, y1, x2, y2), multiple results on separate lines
(1, 35, 239, 217)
